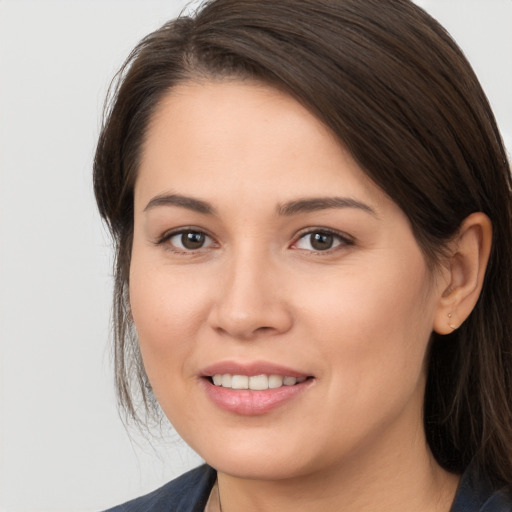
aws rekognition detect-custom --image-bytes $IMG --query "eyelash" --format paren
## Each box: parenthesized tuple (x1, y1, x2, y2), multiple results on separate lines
(291, 228, 354, 254)
(155, 227, 354, 254)
(155, 227, 217, 254)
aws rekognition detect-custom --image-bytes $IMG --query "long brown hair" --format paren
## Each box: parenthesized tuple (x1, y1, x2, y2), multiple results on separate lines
(94, 0, 512, 487)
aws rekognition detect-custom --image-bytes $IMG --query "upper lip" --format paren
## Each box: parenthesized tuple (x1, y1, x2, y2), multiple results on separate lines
(200, 360, 311, 378)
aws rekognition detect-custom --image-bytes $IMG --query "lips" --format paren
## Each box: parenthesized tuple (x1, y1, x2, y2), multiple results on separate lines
(201, 361, 310, 379)
(200, 361, 314, 415)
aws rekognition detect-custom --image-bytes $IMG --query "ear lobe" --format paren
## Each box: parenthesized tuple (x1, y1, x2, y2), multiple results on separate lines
(433, 212, 492, 335)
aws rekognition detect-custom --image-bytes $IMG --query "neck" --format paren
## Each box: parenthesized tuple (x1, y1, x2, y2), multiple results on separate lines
(215, 420, 459, 512)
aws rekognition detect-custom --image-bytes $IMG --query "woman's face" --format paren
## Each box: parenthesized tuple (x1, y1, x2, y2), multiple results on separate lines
(130, 80, 447, 480)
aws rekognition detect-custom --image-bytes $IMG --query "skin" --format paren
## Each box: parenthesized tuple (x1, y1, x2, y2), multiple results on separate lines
(130, 80, 491, 512)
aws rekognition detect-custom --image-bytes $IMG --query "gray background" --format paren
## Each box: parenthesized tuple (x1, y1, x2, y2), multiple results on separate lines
(0, 1, 511, 511)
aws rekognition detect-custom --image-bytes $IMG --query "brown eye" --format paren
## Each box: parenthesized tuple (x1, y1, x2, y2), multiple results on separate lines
(310, 232, 334, 250)
(293, 230, 351, 252)
(167, 230, 214, 251)
(181, 231, 205, 249)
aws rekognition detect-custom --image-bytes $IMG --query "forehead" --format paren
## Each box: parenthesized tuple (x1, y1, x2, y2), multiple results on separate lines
(136, 79, 388, 212)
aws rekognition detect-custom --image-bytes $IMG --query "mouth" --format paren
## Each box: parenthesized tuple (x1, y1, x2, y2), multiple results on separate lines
(200, 363, 314, 415)
(207, 374, 310, 390)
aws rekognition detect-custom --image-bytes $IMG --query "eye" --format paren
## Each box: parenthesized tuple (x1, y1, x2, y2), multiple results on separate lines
(292, 230, 352, 252)
(162, 229, 215, 252)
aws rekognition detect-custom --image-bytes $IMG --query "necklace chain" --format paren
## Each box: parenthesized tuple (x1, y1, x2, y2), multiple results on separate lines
(217, 481, 223, 512)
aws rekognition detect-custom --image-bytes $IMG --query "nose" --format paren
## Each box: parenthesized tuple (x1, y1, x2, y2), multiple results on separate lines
(207, 251, 293, 340)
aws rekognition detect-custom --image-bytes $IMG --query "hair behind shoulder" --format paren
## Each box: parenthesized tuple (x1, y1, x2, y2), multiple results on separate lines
(93, 0, 512, 488)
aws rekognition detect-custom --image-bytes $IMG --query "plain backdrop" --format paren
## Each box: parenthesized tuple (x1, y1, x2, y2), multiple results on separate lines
(0, 1, 510, 511)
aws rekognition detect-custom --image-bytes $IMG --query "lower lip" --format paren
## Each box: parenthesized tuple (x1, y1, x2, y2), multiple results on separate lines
(202, 378, 312, 415)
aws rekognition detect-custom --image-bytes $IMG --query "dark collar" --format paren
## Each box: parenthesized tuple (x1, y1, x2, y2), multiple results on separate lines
(103, 462, 512, 511)
(450, 461, 512, 512)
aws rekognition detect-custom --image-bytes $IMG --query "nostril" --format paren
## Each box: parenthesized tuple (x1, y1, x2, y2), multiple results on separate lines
(255, 326, 274, 333)
(213, 324, 278, 339)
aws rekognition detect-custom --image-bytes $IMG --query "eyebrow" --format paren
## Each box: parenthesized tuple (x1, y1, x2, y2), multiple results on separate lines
(144, 193, 215, 215)
(143, 193, 377, 217)
(277, 197, 377, 217)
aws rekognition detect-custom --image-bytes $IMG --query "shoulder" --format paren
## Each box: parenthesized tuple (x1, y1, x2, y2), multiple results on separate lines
(102, 464, 217, 512)
(450, 462, 512, 512)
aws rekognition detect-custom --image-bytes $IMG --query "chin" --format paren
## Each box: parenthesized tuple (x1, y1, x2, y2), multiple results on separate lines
(187, 431, 334, 481)
(210, 454, 312, 481)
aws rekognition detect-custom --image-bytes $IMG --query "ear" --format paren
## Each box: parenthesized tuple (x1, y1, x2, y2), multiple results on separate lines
(433, 212, 492, 335)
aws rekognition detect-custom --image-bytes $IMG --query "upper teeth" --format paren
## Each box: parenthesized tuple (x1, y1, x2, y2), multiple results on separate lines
(212, 374, 306, 390)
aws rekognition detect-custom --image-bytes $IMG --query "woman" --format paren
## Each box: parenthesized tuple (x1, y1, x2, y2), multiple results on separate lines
(95, 0, 512, 510)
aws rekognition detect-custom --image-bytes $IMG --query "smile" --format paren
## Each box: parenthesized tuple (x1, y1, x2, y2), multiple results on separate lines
(211, 374, 308, 390)
(202, 368, 314, 415)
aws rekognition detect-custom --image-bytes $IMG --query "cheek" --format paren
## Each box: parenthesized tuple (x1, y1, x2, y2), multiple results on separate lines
(298, 253, 434, 401)
(128, 254, 209, 381)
